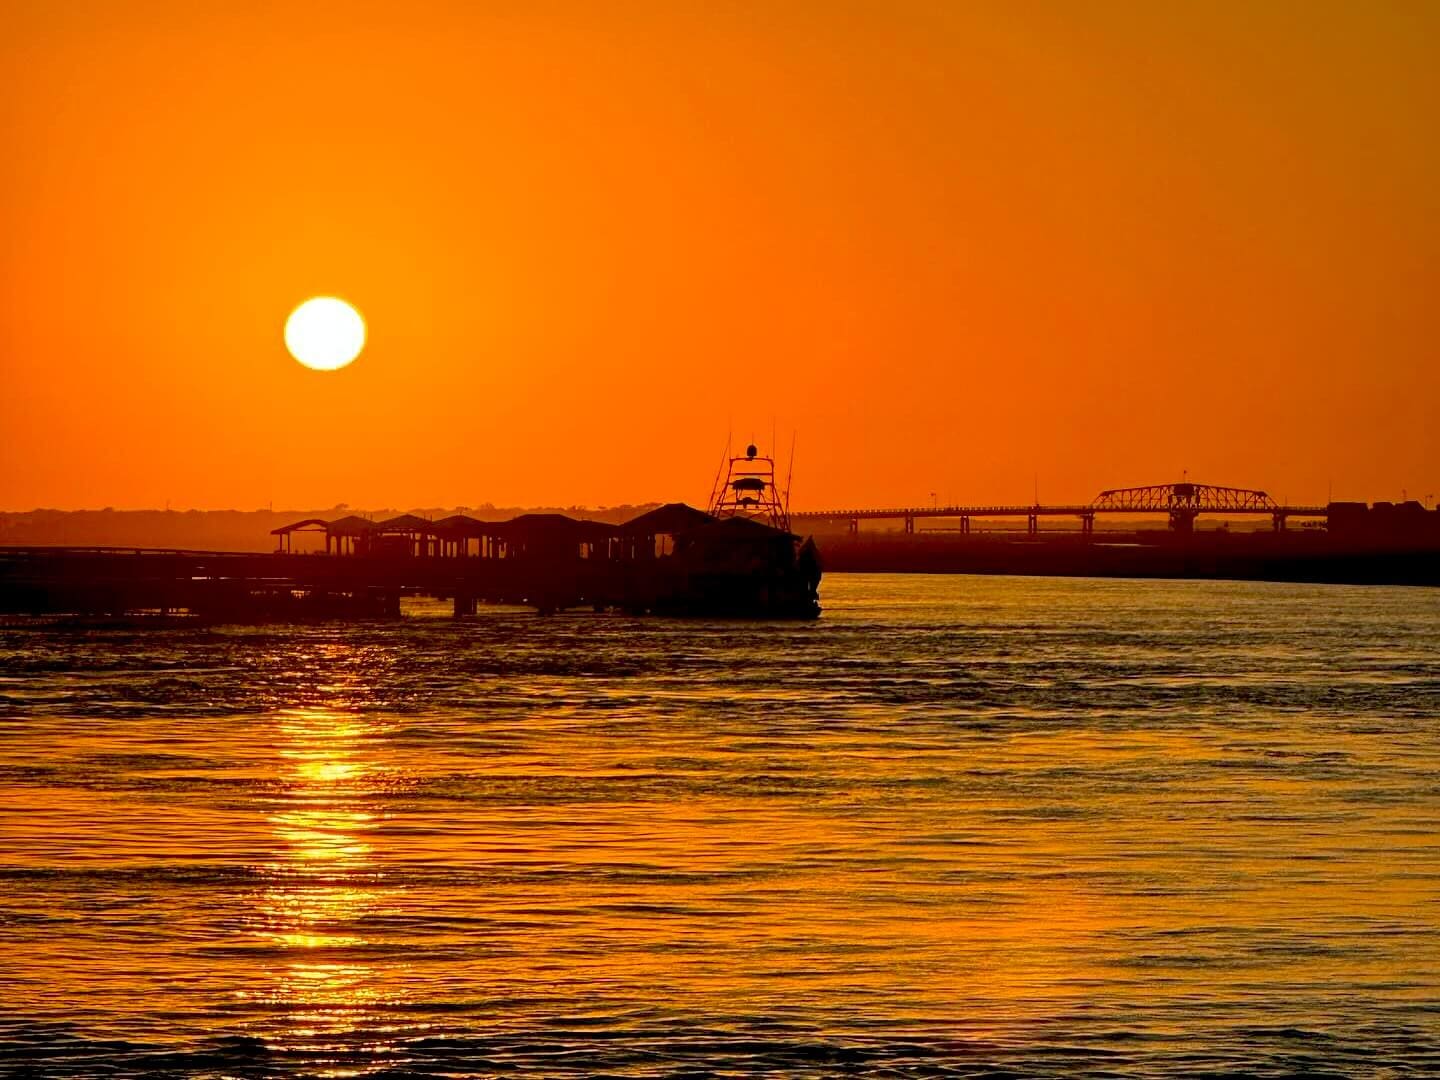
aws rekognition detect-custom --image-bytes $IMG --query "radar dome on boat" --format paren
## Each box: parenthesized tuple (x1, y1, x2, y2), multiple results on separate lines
(746, 444, 758, 459)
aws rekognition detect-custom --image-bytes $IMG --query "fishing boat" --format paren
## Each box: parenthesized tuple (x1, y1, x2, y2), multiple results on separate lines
(660, 442, 821, 617)
(613, 443, 821, 617)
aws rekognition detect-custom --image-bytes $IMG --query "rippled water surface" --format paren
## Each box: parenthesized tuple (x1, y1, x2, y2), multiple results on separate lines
(2, 574, 1439, 1077)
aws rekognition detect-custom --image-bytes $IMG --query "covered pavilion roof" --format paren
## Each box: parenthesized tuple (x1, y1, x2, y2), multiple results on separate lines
(502, 513, 618, 540)
(373, 514, 439, 534)
(270, 517, 330, 536)
(678, 515, 798, 543)
(620, 503, 715, 536)
(326, 515, 381, 536)
(433, 514, 505, 536)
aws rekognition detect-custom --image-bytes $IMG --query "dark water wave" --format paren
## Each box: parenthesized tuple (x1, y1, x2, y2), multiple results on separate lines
(7, 1019, 1436, 1078)
(2, 575, 1439, 1076)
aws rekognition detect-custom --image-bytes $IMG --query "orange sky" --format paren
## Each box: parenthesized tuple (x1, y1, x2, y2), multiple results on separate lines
(2, 1, 1437, 511)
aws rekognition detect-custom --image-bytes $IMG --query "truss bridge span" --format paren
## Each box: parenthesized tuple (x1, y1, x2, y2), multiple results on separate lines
(794, 482, 1329, 536)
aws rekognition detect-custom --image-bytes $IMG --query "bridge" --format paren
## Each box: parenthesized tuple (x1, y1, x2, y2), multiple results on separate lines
(792, 482, 1330, 536)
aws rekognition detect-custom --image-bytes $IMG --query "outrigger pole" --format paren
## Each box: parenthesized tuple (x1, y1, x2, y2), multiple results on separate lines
(785, 431, 796, 517)
(708, 431, 731, 511)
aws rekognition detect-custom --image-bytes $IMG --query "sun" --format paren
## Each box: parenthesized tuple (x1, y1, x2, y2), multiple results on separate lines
(285, 297, 366, 371)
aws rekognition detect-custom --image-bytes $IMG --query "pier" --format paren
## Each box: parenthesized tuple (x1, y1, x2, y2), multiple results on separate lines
(0, 503, 822, 621)
(0, 545, 609, 620)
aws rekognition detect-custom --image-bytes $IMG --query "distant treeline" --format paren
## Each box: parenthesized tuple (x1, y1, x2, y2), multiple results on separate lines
(0, 505, 661, 553)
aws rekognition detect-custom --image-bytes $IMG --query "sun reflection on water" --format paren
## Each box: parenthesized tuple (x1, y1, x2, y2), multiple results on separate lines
(248, 704, 404, 1073)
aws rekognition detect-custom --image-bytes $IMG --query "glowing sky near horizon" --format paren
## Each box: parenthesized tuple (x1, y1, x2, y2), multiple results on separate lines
(1, 1, 1436, 510)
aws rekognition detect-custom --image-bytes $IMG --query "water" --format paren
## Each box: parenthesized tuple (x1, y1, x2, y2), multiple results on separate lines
(2, 574, 1438, 1077)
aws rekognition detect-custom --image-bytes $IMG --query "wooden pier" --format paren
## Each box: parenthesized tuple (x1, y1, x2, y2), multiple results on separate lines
(0, 505, 823, 620)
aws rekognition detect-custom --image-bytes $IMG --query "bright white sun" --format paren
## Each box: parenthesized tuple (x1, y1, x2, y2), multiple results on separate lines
(285, 297, 366, 371)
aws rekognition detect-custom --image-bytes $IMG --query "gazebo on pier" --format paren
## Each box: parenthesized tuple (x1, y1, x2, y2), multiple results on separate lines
(272, 514, 378, 555)
(619, 503, 715, 560)
(501, 514, 618, 562)
(371, 514, 443, 558)
(433, 514, 509, 559)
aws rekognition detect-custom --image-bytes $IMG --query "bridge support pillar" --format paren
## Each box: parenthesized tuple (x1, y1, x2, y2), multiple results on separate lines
(1027, 513, 1038, 536)
(1169, 509, 1197, 533)
(1272, 512, 1288, 532)
(1080, 513, 1094, 538)
(904, 515, 914, 535)
(848, 517, 859, 537)
(960, 516, 970, 535)
(453, 592, 476, 617)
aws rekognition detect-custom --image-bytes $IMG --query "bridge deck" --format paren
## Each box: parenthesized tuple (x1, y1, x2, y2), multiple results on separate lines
(793, 504, 1329, 520)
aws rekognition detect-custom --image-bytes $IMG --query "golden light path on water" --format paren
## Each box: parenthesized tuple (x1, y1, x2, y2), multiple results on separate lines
(248, 704, 395, 1071)
(0, 575, 1438, 1075)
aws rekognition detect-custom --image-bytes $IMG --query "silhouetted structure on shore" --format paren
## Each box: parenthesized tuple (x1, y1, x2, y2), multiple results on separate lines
(1326, 500, 1440, 545)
